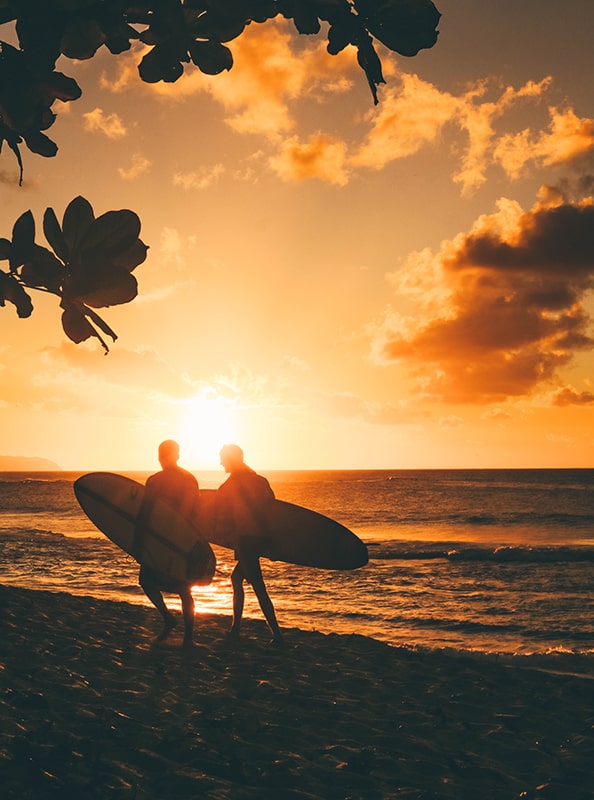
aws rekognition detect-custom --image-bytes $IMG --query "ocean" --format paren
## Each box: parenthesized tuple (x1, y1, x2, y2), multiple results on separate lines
(1, 468, 594, 659)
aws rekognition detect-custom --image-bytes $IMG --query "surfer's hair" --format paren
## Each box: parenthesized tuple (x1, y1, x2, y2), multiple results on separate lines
(159, 439, 180, 461)
(219, 443, 244, 463)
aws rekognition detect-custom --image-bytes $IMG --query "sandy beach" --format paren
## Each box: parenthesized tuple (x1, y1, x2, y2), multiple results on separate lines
(2, 585, 594, 799)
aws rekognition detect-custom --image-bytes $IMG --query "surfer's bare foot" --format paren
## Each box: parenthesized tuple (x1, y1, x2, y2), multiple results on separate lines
(225, 627, 240, 641)
(270, 631, 285, 647)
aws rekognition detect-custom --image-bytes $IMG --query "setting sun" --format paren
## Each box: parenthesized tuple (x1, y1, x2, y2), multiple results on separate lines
(176, 393, 240, 468)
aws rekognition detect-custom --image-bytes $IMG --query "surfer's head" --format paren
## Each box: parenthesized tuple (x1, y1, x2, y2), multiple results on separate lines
(219, 443, 244, 472)
(158, 439, 180, 468)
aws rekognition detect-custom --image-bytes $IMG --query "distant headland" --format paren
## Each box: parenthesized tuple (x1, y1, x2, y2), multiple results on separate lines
(0, 456, 62, 470)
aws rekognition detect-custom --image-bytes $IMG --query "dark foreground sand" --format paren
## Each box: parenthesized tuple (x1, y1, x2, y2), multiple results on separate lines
(1, 585, 594, 800)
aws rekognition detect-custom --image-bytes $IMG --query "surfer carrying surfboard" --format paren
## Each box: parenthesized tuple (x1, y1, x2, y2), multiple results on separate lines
(134, 440, 201, 647)
(217, 444, 284, 645)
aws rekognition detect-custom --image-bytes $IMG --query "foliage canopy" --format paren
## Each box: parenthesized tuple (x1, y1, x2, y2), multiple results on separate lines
(0, 1, 440, 349)
(0, 0, 441, 178)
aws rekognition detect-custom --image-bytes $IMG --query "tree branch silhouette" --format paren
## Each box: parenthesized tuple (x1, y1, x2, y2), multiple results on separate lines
(0, 197, 148, 353)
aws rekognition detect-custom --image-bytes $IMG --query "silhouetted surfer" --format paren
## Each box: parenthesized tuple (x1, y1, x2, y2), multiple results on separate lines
(217, 444, 283, 645)
(134, 439, 200, 647)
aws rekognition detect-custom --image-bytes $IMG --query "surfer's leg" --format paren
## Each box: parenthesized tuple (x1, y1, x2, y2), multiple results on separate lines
(252, 579, 282, 642)
(180, 587, 195, 646)
(139, 567, 176, 638)
(242, 557, 283, 643)
(229, 562, 246, 636)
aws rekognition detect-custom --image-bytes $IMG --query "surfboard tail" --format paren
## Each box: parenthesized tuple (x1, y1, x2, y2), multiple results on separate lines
(187, 541, 216, 586)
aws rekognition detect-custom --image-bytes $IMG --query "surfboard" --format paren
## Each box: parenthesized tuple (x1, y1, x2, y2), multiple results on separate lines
(196, 490, 368, 570)
(73, 472, 216, 586)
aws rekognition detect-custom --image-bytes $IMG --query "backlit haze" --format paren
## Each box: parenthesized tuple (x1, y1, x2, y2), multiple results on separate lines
(1, 0, 593, 472)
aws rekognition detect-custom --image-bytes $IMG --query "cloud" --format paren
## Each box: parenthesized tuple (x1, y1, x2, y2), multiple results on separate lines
(103, 20, 354, 140)
(482, 408, 512, 421)
(0, 344, 154, 416)
(303, 388, 424, 427)
(133, 227, 198, 300)
(272, 67, 592, 193)
(118, 153, 151, 180)
(350, 76, 558, 193)
(268, 134, 349, 185)
(40, 342, 196, 398)
(194, 23, 355, 138)
(494, 107, 594, 180)
(82, 107, 127, 138)
(0, 169, 26, 186)
(439, 415, 464, 429)
(550, 385, 594, 406)
(447, 192, 594, 276)
(281, 355, 311, 372)
(158, 227, 197, 269)
(98, 20, 356, 180)
(269, 66, 592, 192)
(370, 190, 594, 403)
(173, 164, 225, 190)
(136, 282, 193, 304)
(99, 51, 139, 92)
(452, 79, 551, 194)
(96, 20, 594, 192)
(207, 364, 274, 407)
(351, 72, 459, 167)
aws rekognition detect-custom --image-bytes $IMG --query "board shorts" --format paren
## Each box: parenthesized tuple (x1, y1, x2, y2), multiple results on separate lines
(234, 535, 268, 583)
(139, 565, 189, 595)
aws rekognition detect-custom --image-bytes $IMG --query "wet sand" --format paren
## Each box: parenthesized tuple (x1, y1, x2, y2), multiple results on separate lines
(2, 584, 594, 799)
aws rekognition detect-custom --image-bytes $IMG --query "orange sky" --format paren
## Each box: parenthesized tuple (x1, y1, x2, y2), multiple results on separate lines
(1, 1, 593, 471)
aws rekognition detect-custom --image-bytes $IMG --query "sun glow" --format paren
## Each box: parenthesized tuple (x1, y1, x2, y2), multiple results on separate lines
(177, 393, 240, 469)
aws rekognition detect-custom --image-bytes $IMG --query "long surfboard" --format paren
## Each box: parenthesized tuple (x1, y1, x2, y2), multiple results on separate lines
(196, 489, 368, 570)
(74, 472, 216, 586)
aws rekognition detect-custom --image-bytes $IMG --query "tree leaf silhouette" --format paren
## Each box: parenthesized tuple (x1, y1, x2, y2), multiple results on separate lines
(61, 302, 99, 344)
(10, 210, 35, 270)
(80, 210, 141, 257)
(60, 18, 107, 60)
(111, 239, 150, 272)
(1, 195, 148, 351)
(189, 40, 233, 75)
(354, 0, 441, 57)
(0, 270, 33, 317)
(84, 306, 118, 341)
(62, 196, 95, 261)
(20, 244, 64, 293)
(66, 263, 138, 309)
(139, 45, 185, 83)
(190, 9, 247, 43)
(61, 302, 116, 353)
(22, 130, 58, 157)
(43, 206, 69, 263)
(0, 238, 12, 260)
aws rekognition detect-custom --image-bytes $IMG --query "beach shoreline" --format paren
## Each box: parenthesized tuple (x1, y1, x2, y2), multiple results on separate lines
(2, 585, 594, 799)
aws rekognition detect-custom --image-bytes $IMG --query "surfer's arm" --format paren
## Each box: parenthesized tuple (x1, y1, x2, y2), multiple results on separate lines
(179, 475, 200, 520)
(133, 483, 156, 560)
(133, 509, 148, 560)
(257, 474, 275, 502)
